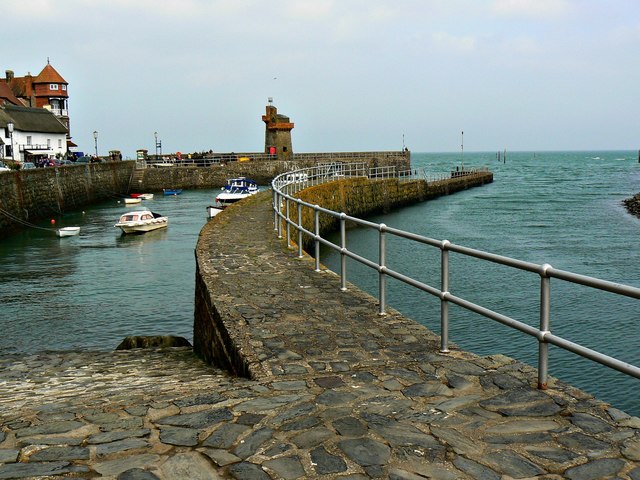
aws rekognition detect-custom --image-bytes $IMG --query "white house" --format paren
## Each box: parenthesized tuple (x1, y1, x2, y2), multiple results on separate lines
(1, 104, 68, 164)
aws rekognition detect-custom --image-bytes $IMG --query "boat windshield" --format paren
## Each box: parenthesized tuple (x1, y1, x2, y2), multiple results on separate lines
(121, 214, 139, 222)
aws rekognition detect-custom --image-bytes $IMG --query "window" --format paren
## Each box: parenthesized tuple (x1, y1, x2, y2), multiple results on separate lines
(47, 139, 51, 148)
(26, 136, 32, 145)
(61, 85, 67, 91)
(58, 139, 62, 148)
(50, 84, 59, 90)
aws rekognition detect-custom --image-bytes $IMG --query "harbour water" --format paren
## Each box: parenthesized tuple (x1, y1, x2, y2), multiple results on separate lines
(0, 191, 220, 353)
(1, 151, 639, 416)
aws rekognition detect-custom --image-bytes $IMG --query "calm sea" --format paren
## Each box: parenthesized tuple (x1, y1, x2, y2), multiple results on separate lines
(1, 151, 639, 415)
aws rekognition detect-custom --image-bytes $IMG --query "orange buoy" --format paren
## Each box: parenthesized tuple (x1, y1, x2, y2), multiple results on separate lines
(50, 219, 56, 225)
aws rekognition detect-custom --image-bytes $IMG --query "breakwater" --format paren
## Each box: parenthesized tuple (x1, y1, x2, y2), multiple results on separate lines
(195, 172, 492, 374)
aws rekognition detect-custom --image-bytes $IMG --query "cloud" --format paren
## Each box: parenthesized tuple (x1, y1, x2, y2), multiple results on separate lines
(285, 0, 334, 19)
(431, 32, 478, 53)
(491, 0, 571, 19)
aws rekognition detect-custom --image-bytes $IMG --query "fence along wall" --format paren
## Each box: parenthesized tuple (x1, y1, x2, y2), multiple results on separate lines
(290, 172, 493, 252)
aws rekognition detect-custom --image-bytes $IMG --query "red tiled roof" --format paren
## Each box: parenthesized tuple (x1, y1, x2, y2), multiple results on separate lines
(0, 82, 23, 106)
(34, 63, 67, 85)
(8, 76, 29, 97)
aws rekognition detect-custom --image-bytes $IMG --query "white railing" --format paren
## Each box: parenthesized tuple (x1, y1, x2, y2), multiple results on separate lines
(271, 166, 640, 390)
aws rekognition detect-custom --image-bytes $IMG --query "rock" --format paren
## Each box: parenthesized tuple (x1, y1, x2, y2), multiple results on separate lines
(623, 193, 640, 218)
(115, 336, 192, 350)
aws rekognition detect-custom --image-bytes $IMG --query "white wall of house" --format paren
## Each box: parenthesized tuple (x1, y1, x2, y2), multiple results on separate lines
(1, 130, 9, 162)
(3, 130, 67, 163)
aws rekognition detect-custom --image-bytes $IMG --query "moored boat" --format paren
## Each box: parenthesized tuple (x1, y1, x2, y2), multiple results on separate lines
(56, 226, 81, 237)
(206, 205, 223, 218)
(163, 189, 182, 196)
(114, 210, 168, 234)
(215, 177, 259, 207)
(131, 193, 154, 200)
(124, 197, 142, 205)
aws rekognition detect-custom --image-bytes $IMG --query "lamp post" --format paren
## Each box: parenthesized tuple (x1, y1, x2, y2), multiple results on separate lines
(154, 132, 162, 161)
(7, 122, 14, 161)
(93, 130, 98, 159)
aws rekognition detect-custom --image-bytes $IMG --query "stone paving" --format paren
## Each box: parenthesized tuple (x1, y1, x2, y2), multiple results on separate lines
(1, 191, 640, 479)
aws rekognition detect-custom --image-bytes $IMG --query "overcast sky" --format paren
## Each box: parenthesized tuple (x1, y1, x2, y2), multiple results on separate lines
(2, 0, 639, 157)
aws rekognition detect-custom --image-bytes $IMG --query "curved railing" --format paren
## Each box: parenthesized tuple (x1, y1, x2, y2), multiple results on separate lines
(271, 165, 640, 390)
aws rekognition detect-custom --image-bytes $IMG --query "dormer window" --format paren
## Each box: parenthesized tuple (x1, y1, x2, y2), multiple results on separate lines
(61, 85, 67, 91)
(50, 84, 59, 90)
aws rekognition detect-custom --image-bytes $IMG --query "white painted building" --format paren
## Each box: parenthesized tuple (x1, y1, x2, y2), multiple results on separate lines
(1, 104, 68, 164)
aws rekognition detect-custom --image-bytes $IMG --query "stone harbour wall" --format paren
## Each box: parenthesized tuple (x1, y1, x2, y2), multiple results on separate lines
(137, 152, 411, 191)
(0, 162, 134, 238)
(0, 152, 409, 238)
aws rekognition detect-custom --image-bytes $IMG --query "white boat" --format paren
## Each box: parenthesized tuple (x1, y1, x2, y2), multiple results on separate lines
(114, 210, 168, 234)
(130, 193, 154, 200)
(124, 197, 142, 205)
(56, 226, 80, 237)
(215, 177, 259, 207)
(206, 205, 223, 218)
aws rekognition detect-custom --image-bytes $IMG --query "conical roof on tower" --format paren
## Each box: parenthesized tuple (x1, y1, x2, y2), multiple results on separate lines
(34, 63, 67, 85)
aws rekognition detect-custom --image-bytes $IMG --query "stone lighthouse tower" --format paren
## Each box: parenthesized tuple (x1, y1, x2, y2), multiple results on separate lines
(262, 98, 294, 160)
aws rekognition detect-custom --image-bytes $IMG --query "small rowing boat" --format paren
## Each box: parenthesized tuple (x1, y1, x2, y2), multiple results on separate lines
(56, 226, 81, 237)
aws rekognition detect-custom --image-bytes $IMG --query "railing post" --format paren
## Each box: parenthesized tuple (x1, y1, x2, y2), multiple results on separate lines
(440, 240, 450, 353)
(285, 197, 291, 248)
(314, 207, 321, 272)
(297, 201, 303, 258)
(538, 264, 552, 389)
(379, 224, 387, 315)
(277, 192, 282, 239)
(340, 213, 347, 291)
(273, 189, 278, 231)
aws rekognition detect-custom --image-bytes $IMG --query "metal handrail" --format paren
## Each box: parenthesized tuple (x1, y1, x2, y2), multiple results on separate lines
(271, 166, 640, 389)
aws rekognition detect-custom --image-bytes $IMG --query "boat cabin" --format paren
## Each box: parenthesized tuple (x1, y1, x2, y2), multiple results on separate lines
(119, 212, 154, 223)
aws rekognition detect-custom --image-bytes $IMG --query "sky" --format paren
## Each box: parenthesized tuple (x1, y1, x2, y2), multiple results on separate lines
(2, 0, 639, 158)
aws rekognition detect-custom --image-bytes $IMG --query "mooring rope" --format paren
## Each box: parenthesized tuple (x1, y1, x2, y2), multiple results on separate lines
(0, 206, 59, 234)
